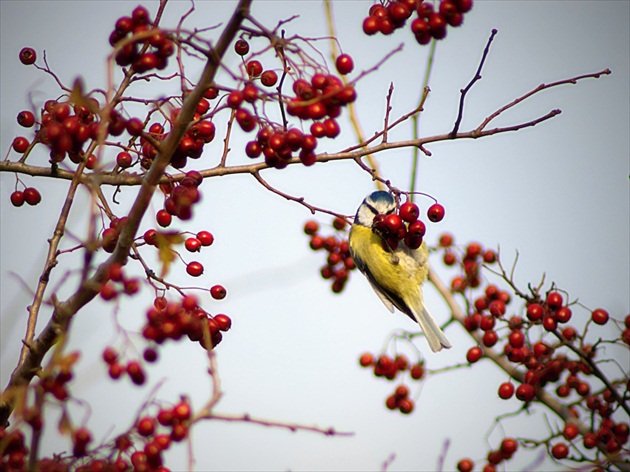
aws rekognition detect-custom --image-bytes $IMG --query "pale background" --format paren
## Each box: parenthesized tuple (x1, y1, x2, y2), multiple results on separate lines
(1, 1, 628, 471)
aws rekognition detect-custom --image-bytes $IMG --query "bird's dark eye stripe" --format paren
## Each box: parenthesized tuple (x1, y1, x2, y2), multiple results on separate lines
(385, 207, 395, 214)
(366, 203, 378, 214)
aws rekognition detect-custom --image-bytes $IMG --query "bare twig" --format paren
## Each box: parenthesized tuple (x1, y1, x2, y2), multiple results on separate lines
(450, 29, 498, 138)
(199, 412, 354, 437)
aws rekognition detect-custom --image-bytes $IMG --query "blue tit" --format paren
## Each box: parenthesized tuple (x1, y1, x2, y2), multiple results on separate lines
(349, 190, 452, 352)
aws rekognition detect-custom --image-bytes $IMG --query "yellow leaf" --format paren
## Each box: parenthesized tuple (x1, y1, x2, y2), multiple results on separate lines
(155, 231, 184, 277)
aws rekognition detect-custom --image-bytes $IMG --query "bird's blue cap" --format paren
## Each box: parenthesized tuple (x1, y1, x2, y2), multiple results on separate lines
(367, 190, 394, 204)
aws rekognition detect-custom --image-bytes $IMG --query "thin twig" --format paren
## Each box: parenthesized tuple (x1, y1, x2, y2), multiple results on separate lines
(200, 412, 354, 437)
(450, 29, 498, 138)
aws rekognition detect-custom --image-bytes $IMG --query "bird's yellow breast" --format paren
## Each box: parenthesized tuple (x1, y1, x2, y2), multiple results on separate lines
(349, 224, 428, 297)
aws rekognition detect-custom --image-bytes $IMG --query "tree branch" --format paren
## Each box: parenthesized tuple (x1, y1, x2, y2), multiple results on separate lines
(0, 0, 254, 428)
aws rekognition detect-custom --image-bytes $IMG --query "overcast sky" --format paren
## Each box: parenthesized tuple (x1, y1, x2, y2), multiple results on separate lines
(1, 1, 628, 471)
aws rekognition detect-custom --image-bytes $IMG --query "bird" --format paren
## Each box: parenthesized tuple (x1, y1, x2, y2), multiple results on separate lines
(349, 190, 452, 352)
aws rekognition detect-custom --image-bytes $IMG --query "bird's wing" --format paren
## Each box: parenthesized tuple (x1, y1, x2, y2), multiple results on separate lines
(366, 278, 395, 313)
(351, 249, 395, 313)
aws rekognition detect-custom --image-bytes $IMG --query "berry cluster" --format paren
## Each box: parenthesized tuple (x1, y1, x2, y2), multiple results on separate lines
(141, 295, 231, 351)
(109, 6, 175, 72)
(156, 170, 203, 225)
(141, 105, 216, 172)
(17, 97, 102, 166)
(438, 234, 497, 290)
(99, 262, 141, 301)
(231, 38, 357, 169)
(0, 429, 27, 470)
(372, 200, 444, 252)
(99, 217, 129, 255)
(37, 352, 80, 403)
(462, 283, 511, 352)
(363, 0, 473, 44)
(9, 186, 41, 207)
(103, 398, 192, 470)
(304, 217, 356, 293)
(362, 0, 473, 44)
(434, 236, 629, 469)
(358, 352, 426, 415)
(456, 437, 518, 472)
(245, 125, 319, 168)
(102, 347, 147, 385)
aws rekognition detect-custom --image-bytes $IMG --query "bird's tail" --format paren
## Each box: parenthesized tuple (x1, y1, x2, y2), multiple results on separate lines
(411, 304, 452, 352)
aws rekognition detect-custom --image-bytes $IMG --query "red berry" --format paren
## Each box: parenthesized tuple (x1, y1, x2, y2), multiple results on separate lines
(156, 409, 174, 426)
(551, 442, 569, 459)
(543, 316, 557, 331)
(583, 432, 597, 449)
(526, 303, 544, 321)
(245, 141, 262, 158)
(116, 151, 133, 168)
(394, 384, 410, 399)
(546, 291, 563, 309)
(210, 284, 226, 300)
(482, 330, 498, 347)
(102, 347, 118, 364)
(303, 221, 319, 236)
(137, 417, 156, 437)
(466, 346, 482, 363)
(398, 397, 414, 414)
(500, 438, 518, 456)
(234, 39, 249, 56)
(488, 300, 506, 317)
(383, 214, 404, 235)
(563, 423, 579, 440)
(427, 203, 445, 222)
(410, 364, 424, 380)
(556, 306, 572, 323)
(246, 60, 263, 77)
(398, 202, 419, 223)
(143, 347, 158, 363)
(24, 187, 41, 206)
(10, 191, 25, 207)
(196, 230, 214, 246)
(186, 261, 204, 277)
(170, 422, 188, 442)
(482, 249, 497, 263)
(12, 136, 29, 153)
(173, 400, 192, 421)
(359, 353, 374, 367)
(591, 308, 609, 325)
(385, 394, 398, 410)
(362, 16, 379, 35)
(323, 118, 340, 138)
(454, 0, 473, 13)
(457, 458, 474, 472)
(515, 383, 535, 402)
(185, 237, 201, 252)
(335, 54, 354, 75)
(438, 233, 454, 247)
(498, 382, 515, 400)
(108, 362, 123, 379)
(17, 110, 35, 128)
(387, 2, 412, 23)
(156, 209, 172, 227)
(508, 330, 525, 348)
(227, 90, 244, 109)
(127, 361, 146, 385)
(214, 314, 232, 331)
(428, 13, 447, 39)
(19, 47, 37, 65)
(131, 5, 150, 24)
(260, 70, 278, 87)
